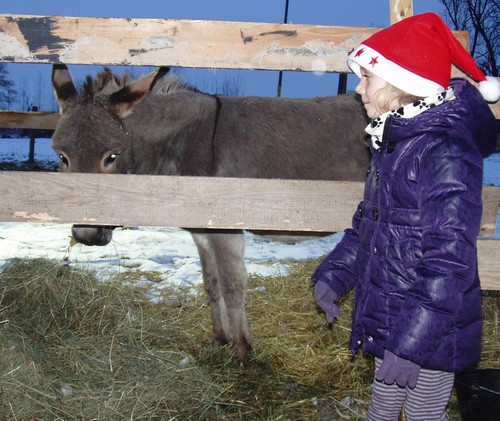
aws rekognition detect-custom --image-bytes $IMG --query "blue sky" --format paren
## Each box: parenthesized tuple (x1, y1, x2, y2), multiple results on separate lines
(0, 0, 444, 110)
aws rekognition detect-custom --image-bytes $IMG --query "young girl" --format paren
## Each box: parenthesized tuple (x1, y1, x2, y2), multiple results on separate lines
(312, 12, 499, 421)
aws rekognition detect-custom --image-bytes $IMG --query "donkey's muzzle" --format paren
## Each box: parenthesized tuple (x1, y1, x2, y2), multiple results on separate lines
(71, 225, 117, 246)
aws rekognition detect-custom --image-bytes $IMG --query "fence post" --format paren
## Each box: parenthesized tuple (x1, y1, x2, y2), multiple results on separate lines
(28, 130, 35, 163)
(28, 106, 39, 163)
(390, 0, 413, 23)
(337, 73, 348, 94)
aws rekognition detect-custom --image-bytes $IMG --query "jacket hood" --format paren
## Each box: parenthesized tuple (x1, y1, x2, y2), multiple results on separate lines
(386, 79, 497, 158)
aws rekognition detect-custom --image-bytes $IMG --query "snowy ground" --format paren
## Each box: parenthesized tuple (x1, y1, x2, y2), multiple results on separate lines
(0, 138, 499, 294)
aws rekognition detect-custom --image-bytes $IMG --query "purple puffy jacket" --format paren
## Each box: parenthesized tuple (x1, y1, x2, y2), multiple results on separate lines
(312, 79, 497, 373)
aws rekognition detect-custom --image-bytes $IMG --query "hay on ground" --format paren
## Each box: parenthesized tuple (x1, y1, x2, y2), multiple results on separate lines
(0, 257, 498, 420)
(0, 259, 226, 420)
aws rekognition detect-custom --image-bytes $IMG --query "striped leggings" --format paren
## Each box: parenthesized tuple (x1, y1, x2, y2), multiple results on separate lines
(366, 357, 455, 421)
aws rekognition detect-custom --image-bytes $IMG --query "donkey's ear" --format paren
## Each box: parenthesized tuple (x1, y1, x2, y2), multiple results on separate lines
(109, 67, 170, 118)
(52, 64, 78, 115)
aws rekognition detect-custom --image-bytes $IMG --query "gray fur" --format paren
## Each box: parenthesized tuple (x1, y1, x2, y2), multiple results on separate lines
(52, 66, 370, 360)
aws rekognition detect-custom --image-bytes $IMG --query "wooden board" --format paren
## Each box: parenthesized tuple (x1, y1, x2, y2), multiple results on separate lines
(0, 110, 59, 130)
(0, 172, 363, 231)
(390, 0, 414, 23)
(0, 170, 497, 289)
(477, 239, 500, 290)
(482, 186, 500, 236)
(0, 14, 469, 74)
(0, 172, 496, 234)
(0, 14, 497, 118)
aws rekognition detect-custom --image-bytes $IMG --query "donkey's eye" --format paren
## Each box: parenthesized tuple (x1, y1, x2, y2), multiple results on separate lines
(105, 153, 119, 166)
(58, 154, 69, 166)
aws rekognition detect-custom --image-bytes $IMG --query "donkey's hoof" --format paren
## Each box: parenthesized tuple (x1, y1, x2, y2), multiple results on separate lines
(233, 341, 252, 362)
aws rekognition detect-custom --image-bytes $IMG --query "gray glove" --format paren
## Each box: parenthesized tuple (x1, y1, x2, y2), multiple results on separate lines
(314, 281, 339, 323)
(376, 350, 421, 389)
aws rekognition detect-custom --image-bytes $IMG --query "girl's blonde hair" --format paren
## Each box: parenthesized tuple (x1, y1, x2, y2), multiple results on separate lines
(374, 83, 423, 115)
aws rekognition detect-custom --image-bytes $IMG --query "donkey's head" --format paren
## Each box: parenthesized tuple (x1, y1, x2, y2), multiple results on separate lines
(52, 64, 168, 173)
(51, 64, 168, 246)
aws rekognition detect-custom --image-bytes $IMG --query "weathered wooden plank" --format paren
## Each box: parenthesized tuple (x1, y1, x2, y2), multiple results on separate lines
(0, 172, 363, 231)
(0, 14, 469, 74)
(0, 111, 59, 130)
(0, 172, 497, 234)
(0, 171, 497, 289)
(1, 15, 496, 118)
(477, 239, 500, 290)
(481, 186, 500, 236)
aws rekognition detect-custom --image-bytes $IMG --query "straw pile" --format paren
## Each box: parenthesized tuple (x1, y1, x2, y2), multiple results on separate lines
(0, 257, 498, 420)
(0, 259, 224, 420)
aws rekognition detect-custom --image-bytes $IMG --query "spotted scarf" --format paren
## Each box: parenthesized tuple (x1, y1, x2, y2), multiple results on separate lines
(365, 87, 456, 150)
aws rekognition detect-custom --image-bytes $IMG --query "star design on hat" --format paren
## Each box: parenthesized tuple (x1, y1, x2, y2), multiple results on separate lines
(369, 56, 379, 67)
(355, 48, 364, 57)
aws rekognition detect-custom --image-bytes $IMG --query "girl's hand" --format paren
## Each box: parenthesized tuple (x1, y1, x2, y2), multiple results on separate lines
(376, 350, 421, 388)
(314, 281, 340, 324)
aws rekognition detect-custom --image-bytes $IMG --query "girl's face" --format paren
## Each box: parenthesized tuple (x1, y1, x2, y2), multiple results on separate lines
(355, 68, 399, 119)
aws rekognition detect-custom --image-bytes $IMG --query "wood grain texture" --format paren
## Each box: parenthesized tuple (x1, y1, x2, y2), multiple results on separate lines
(481, 186, 500, 237)
(0, 111, 60, 129)
(0, 172, 496, 232)
(0, 14, 469, 73)
(477, 239, 500, 290)
(0, 172, 363, 231)
(0, 171, 497, 289)
(0, 14, 496, 118)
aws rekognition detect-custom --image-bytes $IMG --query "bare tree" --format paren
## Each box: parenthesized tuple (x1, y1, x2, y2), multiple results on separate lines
(214, 73, 246, 96)
(33, 71, 44, 111)
(18, 81, 31, 111)
(0, 63, 18, 109)
(441, 0, 499, 76)
(193, 70, 246, 96)
(4, 85, 17, 110)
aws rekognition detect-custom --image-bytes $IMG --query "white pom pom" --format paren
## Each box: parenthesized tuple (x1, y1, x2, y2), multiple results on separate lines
(478, 76, 500, 103)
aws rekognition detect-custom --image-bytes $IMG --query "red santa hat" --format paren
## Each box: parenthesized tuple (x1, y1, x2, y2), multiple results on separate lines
(347, 12, 500, 102)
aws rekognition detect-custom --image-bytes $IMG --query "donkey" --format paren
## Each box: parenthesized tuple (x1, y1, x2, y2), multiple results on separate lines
(51, 65, 370, 361)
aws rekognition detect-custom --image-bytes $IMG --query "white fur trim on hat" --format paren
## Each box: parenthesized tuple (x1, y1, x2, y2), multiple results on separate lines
(347, 44, 445, 97)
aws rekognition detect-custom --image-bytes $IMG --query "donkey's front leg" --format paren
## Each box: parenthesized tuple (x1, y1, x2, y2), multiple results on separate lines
(191, 231, 231, 349)
(209, 231, 252, 361)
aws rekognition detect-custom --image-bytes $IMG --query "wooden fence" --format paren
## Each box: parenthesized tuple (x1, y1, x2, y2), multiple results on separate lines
(0, 1, 499, 289)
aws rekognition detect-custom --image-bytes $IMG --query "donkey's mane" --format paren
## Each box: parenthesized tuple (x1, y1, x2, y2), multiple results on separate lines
(81, 68, 198, 99)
